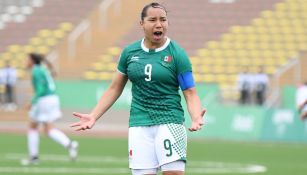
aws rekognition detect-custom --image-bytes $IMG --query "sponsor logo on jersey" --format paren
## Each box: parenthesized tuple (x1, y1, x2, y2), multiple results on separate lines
(131, 56, 139, 61)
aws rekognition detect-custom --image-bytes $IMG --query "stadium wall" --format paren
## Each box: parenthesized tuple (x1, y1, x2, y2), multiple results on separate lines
(56, 81, 307, 142)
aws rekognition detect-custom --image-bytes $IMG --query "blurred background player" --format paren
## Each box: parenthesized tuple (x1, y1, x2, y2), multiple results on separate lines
(71, 2, 205, 175)
(1, 61, 17, 111)
(296, 81, 307, 120)
(21, 53, 78, 165)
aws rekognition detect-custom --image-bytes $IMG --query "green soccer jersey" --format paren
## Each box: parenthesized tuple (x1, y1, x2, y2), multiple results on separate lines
(117, 38, 192, 127)
(31, 65, 56, 104)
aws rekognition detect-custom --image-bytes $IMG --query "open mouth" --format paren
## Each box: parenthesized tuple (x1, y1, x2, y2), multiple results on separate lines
(153, 31, 163, 40)
(154, 31, 163, 36)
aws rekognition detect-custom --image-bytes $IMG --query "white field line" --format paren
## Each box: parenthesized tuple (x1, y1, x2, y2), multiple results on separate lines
(1, 153, 267, 174)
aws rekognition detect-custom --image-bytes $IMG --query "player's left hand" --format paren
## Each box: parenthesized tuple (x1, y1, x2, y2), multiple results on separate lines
(189, 109, 206, 132)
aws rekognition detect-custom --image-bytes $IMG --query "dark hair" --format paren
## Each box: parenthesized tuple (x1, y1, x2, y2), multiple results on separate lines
(29, 53, 44, 65)
(141, 2, 167, 21)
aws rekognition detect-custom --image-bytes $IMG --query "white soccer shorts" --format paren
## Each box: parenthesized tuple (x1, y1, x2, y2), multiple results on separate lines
(128, 123, 187, 170)
(29, 95, 62, 123)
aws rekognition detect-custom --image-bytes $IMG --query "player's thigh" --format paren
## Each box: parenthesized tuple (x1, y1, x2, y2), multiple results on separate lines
(129, 126, 159, 169)
(155, 124, 187, 167)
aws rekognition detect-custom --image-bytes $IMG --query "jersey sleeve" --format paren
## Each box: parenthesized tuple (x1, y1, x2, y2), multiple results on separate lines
(175, 48, 192, 75)
(31, 69, 46, 104)
(117, 48, 129, 74)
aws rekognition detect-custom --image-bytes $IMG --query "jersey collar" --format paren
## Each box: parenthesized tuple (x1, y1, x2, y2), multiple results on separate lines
(141, 37, 170, 52)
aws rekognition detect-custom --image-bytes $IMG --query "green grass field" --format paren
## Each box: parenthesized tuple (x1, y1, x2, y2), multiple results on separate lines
(0, 133, 306, 175)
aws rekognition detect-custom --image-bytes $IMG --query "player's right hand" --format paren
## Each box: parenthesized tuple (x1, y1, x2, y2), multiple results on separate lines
(70, 112, 96, 131)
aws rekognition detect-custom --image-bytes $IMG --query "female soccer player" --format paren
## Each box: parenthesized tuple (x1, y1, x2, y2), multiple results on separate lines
(22, 53, 78, 165)
(71, 2, 205, 175)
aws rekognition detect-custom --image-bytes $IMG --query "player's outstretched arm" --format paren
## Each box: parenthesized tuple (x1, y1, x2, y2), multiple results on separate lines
(183, 87, 206, 132)
(71, 112, 96, 131)
(71, 72, 128, 131)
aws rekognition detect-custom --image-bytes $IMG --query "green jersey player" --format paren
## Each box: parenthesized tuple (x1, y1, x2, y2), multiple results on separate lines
(22, 53, 78, 166)
(71, 2, 205, 175)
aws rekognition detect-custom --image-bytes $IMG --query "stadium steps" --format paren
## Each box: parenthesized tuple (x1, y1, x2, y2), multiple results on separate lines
(192, 0, 307, 101)
(54, 0, 152, 79)
(0, 0, 99, 53)
(82, 0, 282, 81)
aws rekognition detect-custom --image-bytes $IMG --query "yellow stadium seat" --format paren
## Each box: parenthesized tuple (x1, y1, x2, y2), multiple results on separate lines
(98, 72, 113, 80)
(274, 10, 286, 18)
(192, 65, 199, 73)
(236, 49, 248, 58)
(249, 50, 261, 58)
(84, 71, 98, 80)
(265, 66, 276, 74)
(262, 50, 274, 58)
(197, 48, 210, 57)
(261, 10, 274, 19)
(193, 74, 201, 83)
(259, 34, 270, 42)
(46, 38, 57, 46)
(246, 42, 257, 50)
(252, 18, 265, 26)
(1, 52, 12, 60)
(230, 26, 243, 33)
(221, 33, 234, 41)
(212, 66, 224, 74)
(272, 42, 283, 50)
(30, 37, 42, 45)
(0, 60, 4, 67)
(107, 63, 117, 71)
(259, 42, 270, 50)
(23, 45, 34, 53)
(265, 18, 278, 26)
(92, 62, 106, 71)
(243, 26, 255, 34)
(253, 58, 263, 66)
(264, 58, 276, 66)
(275, 3, 286, 11)
(299, 42, 307, 50)
(107, 47, 121, 56)
(215, 58, 225, 65)
(226, 58, 238, 65)
(207, 41, 219, 49)
(277, 57, 287, 65)
(234, 34, 246, 42)
(203, 74, 215, 83)
(224, 49, 236, 58)
(239, 58, 251, 66)
(60, 22, 73, 32)
(16, 69, 25, 78)
(225, 66, 238, 74)
(246, 34, 257, 41)
(99, 55, 113, 62)
(190, 56, 201, 64)
(8, 45, 21, 53)
(53, 30, 65, 39)
(36, 46, 50, 54)
(233, 42, 244, 49)
(216, 74, 228, 83)
(200, 65, 210, 73)
(220, 41, 231, 49)
(38, 29, 52, 38)
(211, 49, 223, 58)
